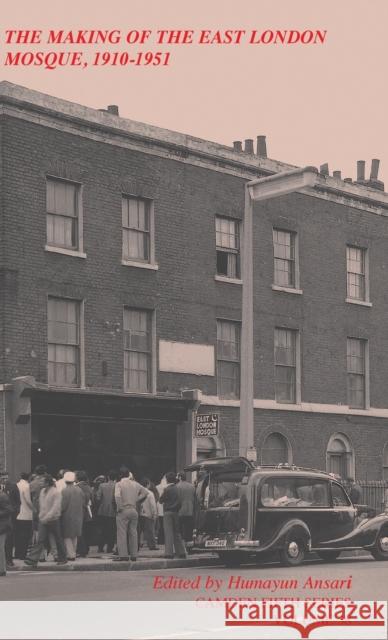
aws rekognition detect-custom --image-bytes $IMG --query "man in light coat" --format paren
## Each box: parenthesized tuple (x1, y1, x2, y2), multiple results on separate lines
(15, 472, 33, 560)
(139, 479, 158, 550)
(24, 475, 67, 567)
(61, 472, 84, 561)
(113, 467, 148, 562)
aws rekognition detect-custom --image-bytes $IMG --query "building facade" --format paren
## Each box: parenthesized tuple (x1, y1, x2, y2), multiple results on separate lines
(1, 81, 388, 482)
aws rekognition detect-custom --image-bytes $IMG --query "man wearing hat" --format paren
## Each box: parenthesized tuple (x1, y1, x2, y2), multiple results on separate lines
(60, 472, 84, 561)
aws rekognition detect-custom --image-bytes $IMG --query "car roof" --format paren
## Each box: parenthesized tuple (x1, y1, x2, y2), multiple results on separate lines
(184, 457, 337, 482)
(250, 468, 334, 481)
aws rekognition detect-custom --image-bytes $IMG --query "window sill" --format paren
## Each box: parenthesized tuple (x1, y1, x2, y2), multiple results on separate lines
(123, 390, 155, 396)
(272, 285, 303, 295)
(121, 260, 159, 271)
(345, 298, 372, 308)
(347, 405, 370, 411)
(45, 245, 86, 259)
(215, 275, 243, 285)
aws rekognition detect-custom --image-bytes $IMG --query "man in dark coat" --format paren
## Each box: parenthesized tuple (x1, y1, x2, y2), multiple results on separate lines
(159, 472, 187, 559)
(96, 471, 117, 553)
(75, 471, 93, 557)
(0, 472, 21, 568)
(177, 471, 195, 542)
(0, 487, 13, 576)
(348, 478, 363, 504)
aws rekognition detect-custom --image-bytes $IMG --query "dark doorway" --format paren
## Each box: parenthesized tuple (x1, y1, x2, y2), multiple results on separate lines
(32, 416, 177, 483)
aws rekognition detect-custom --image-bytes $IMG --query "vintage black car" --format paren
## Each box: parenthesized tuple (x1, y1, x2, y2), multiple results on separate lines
(185, 456, 388, 567)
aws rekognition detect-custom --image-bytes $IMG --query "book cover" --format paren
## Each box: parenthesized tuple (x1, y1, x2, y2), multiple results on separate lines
(0, 1, 387, 639)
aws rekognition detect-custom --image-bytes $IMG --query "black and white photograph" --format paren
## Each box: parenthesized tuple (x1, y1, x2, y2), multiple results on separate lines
(0, 1, 387, 638)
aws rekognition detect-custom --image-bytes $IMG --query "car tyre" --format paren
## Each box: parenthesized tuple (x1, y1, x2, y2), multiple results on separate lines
(218, 551, 242, 568)
(317, 550, 341, 562)
(279, 538, 305, 567)
(370, 530, 388, 561)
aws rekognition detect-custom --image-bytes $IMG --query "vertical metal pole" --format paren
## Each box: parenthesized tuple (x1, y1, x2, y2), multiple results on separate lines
(239, 185, 254, 456)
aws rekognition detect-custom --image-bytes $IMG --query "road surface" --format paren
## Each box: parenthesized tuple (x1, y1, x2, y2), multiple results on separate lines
(0, 556, 387, 601)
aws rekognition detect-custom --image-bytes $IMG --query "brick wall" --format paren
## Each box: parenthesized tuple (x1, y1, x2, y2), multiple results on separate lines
(2, 111, 388, 477)
(1, 115, 244, 393)
(200, 405, 387, 480)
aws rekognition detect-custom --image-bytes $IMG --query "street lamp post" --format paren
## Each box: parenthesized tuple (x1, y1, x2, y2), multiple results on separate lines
(239, 166, 319, 458)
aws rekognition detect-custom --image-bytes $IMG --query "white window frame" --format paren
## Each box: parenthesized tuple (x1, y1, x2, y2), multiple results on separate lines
(274, 327, 301, 404)
(121, 195, 157, 270)
(45, 176, 85, 258)
(123, 307, 155, 394)
(215, 216, 242, 282)
(216, 319, 241, 399)
(347, 337, 369, 409)
(272, 229, 300, 292)
(346, 245, 370, 306)
(326, 432, 355, 480)
(47, 296, 84, 388)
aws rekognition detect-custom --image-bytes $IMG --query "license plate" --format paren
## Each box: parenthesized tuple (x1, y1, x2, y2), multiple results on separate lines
(205, 539, 227, 548)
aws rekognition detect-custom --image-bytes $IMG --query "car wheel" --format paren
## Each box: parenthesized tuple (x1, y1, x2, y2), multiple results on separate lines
(370, 530, 388, 561)
(279, 538, 305, 567)
(317, 550, 341, 562)
(218, 552, 242, 568)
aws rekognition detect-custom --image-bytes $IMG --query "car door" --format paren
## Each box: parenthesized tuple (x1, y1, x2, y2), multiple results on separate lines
(319, 481, 356, 544)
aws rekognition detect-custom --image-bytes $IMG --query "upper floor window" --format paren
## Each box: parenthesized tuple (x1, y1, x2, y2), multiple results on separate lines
(346, 246, 367, 301)
(347, 337, 367, 409)
(274, 328, 299, 404)
(216, 217, 240, 279)
(46, 178, 80, 250)
(48, 297, 81, 387)
(273, 229, 297, 288)
(124, 308, 152, 393)
(217, 320, 240, 398)
(122, 196, 152, 263)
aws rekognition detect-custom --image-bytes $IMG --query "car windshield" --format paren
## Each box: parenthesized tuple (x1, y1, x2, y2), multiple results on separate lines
(260, 477, 330, 507)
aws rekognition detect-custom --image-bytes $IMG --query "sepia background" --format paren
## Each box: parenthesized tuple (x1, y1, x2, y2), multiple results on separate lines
(1, 0, 387, 183)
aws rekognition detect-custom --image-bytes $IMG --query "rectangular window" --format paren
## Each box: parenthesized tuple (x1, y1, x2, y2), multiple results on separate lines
(261, 478, 330, 508)
(122, 196, 151, 263)
(347, 338, 366, 408)
(48, 297, 80, 387)
(216, 217, 240, 279)
(274, 328, 298, 403)
(273, 229, 296, 288)
(124, 308, 152, 393)
(46, 178, 79, 250)
(346, 246, 367, 301)
(217, 320, 240, 398)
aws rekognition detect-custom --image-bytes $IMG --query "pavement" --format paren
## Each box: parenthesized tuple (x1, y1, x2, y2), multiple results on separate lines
(7, 546, 370, 573)
(7, 546, 221, 572)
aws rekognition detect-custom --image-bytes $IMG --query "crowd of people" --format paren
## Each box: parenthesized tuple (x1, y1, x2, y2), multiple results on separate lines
(0, 466, 196, 576)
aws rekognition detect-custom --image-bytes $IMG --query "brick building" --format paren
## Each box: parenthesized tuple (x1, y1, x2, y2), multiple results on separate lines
(1, 81, 388, 482)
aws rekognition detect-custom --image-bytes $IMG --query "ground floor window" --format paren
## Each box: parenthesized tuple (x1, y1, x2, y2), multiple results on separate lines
(196, 435, 226, 461)
(326, 433, 354, 480)
(261, 432, 291, 465)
